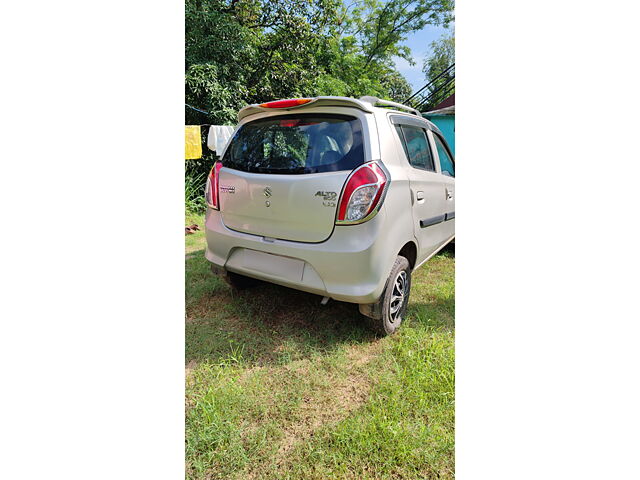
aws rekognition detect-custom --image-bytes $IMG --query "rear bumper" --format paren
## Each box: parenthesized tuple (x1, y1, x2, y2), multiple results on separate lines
(204, 208, 394, 304)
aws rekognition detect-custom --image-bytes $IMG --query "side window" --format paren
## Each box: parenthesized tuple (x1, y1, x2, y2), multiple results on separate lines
(394, 125, 410, 164)
(394, 124, 435, 171)
(434, 134, 455, 177)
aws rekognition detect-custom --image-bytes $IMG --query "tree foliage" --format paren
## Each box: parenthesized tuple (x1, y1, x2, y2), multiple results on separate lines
(421, 33, 455, 106)
(351, 0, 453, 68)
(185, 0, 455, 125)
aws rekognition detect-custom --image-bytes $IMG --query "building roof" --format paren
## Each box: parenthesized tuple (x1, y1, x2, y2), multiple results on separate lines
(430, 93, 455, 111)
(424, 105, 455, 116)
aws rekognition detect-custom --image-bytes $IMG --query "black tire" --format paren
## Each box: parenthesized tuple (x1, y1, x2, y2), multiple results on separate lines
(225, 271, 261, 291)
(365, 255, 411, 335)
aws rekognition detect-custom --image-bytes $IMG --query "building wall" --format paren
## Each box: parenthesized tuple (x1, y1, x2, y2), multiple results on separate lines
(425, 115, 455, 157)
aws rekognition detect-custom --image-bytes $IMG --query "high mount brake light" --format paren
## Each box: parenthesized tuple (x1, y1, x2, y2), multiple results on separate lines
(279, 119, 320, 127)
(260, 98, 313, 108)
(205, 162, 223, 210)
(279, 119, 300, 127)
(336, 162, 389, 225)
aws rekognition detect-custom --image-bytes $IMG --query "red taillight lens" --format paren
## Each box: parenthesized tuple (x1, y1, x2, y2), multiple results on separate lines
(205, 162, 223, 209)
(336, 162, 388, 224)
(260, 98, 313, 108)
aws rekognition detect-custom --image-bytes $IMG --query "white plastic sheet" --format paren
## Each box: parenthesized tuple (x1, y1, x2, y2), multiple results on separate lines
(207, 126, 235, 155)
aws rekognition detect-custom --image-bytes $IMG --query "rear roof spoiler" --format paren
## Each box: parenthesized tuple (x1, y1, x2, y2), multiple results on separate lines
(238, 96, 420, 121)
(358, 96, 421, 116)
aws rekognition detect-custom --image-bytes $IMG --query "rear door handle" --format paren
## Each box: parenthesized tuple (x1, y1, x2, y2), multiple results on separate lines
(416, 191, 425, 201)
(446, 188, 453, 200)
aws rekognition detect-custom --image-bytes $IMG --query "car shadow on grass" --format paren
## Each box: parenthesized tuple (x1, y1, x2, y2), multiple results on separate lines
(186, 252, 377, 369)
(185, 244, 454, 369)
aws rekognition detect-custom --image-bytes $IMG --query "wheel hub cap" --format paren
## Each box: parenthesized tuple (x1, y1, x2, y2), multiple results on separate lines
(389, 271, 407, 323)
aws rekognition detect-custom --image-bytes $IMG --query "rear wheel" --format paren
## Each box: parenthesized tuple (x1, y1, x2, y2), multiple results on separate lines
(362, 256, 411, 335)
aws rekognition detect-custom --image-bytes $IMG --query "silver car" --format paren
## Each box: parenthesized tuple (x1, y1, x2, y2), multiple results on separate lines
(204, 96, 455, 335)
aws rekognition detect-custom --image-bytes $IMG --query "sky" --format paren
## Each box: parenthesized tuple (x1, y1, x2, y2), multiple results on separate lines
(393, 22, 454, 94)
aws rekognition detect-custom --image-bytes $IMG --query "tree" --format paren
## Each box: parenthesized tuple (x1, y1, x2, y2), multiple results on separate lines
(421, 33, 455, 107)
(185, 0, 455, 125)
(185, 0, 342, 125)
(380, 70, 413, 102)
(352, 0, 454, 69)
(320, 0, 454, 100)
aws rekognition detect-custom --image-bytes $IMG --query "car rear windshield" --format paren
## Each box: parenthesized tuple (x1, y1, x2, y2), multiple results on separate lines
(222, 114, 364, 174)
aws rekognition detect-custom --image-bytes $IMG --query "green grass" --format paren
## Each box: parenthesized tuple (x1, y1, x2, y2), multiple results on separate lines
(185, 219, 455, 479)
(185, 212, 206, 254)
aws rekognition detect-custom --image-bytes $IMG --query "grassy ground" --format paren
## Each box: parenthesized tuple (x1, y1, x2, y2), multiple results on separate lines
(185, 213, 455, 479)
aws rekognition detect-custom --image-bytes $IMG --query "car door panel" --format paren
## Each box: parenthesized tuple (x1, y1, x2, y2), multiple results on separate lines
(428, 131, 455, 242)
(392, 123, 450, 264)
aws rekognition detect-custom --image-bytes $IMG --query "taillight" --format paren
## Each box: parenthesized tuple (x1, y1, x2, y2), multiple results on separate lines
(260, 98, 313, 108)
(336, 162, 389, 225)
(205, 162, 223, 210)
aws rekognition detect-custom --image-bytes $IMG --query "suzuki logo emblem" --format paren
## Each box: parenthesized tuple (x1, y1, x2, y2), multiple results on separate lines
(264, 186, 272, 197)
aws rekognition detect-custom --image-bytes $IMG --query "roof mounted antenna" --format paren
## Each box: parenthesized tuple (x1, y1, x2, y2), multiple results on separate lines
(359, 96, 421, 116)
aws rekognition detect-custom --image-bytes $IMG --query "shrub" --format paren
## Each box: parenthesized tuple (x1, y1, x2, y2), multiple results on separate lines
(185, 170, 207, 215)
